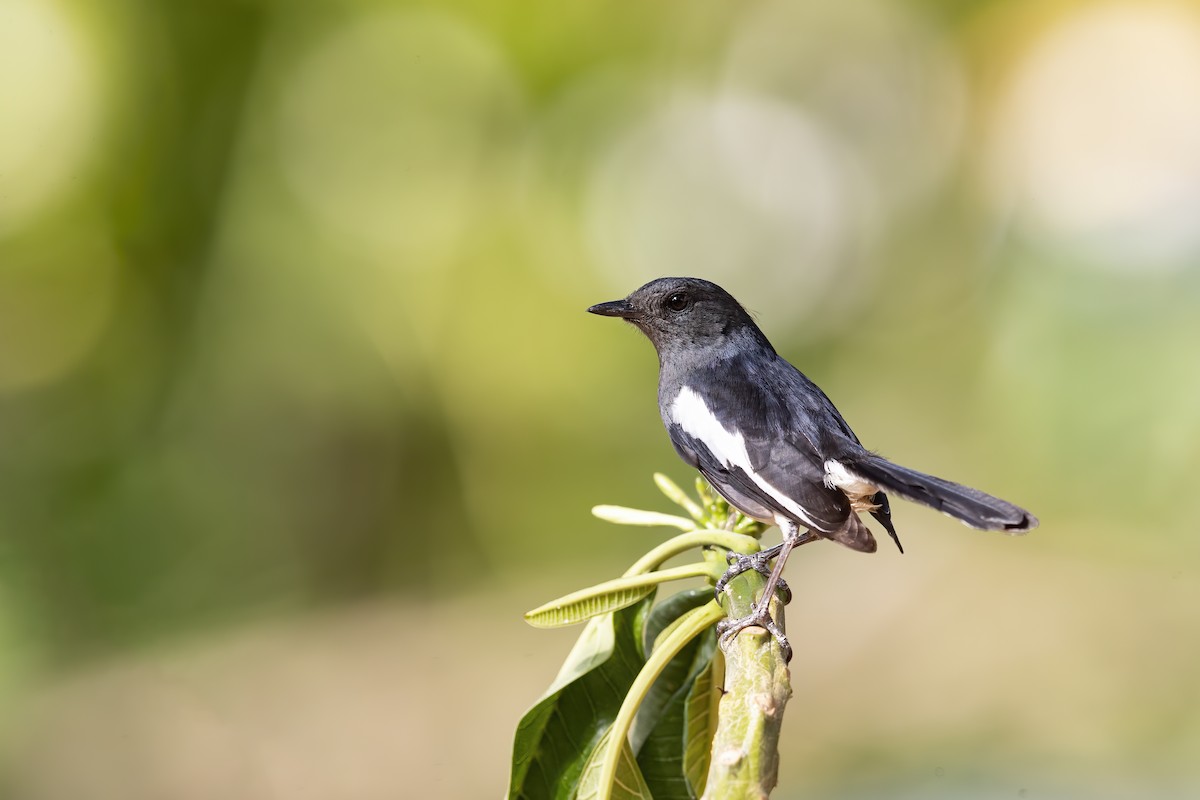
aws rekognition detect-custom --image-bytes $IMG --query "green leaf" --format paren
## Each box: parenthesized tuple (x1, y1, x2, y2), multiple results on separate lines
(631, 593, 715, 753)
(524, 564, 715, 629)
(683, 652, 724, 798)
(508, 598, 653, 800)
(649, 602, 711, 657)
(592, 505, 696, 530)
(634, 627, 718, 800)
(590, 602, 726, 800)
(577, 725, 653, 800)
(642, 587, 714, 659)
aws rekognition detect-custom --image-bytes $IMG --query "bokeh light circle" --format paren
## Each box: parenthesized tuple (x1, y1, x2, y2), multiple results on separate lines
(723, 0, 967, 213)
(585, 90, 875, 330)
(985, 2, 1200, 273)
(276, 9, 522, 267)
(0, 0, 101, 235)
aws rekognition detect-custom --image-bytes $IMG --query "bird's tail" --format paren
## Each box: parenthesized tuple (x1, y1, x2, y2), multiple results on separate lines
(840, 453, 1038, 533)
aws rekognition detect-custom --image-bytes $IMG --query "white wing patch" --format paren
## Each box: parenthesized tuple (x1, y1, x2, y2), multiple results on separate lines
(670, 386, 829, 532)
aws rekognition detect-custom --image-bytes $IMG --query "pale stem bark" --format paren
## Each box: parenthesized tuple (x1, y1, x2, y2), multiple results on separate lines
(703, 572, 792, 800)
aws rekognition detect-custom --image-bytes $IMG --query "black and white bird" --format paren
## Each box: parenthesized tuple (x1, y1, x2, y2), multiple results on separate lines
(588, 277, 1037, 659)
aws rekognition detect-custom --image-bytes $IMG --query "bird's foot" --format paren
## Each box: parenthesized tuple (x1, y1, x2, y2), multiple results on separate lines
(712, 547, 790, 604)
(716, 603, 792, 663)
(713, 526, 817, 663)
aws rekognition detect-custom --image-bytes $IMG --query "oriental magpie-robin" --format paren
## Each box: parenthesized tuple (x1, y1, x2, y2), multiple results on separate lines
(588, 277, 1037, 660)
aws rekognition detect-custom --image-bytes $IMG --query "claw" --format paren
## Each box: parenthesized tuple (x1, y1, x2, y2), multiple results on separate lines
(712, 546, 790, 603)
(717, 606, 793, 662)
(713, 525, 819, 662)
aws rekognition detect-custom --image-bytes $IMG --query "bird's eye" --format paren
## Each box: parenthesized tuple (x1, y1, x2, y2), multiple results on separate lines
(665, 292, 690, 312)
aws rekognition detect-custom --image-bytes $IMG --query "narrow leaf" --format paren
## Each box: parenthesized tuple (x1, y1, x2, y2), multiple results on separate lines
(576, 725, 653, 800)
(650, 600, 718, 657)
(592, 505, 696, 530)
(683, 652, 724, 798)
(624, 531, 760, 576)
(631, 594, 715, 753)
(634, 628, 718, 799)
(526, 586, 653, 630)
(642, 587, 713, 659)
(524, 564, 714, 629)
(592, 602, 726, 800)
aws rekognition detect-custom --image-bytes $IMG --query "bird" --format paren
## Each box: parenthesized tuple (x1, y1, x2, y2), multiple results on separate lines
(587, 276, 1037, 660)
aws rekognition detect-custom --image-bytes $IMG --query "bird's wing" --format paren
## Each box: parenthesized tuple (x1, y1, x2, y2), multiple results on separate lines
(666, 360, 852, 535)
(667, 424, 790, 524)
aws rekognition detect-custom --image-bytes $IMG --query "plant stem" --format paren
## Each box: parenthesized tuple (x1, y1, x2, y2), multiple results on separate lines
(703, 570, 792, 799)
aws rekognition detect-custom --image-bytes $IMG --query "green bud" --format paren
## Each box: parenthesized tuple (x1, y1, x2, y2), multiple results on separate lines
(653, 473, 705, 521)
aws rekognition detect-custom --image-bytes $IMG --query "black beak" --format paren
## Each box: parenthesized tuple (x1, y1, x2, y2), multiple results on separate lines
(587, 299, 638, 319)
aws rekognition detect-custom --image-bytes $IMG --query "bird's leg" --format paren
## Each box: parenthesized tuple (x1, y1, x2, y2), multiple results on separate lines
(713, 542, 790, 602)
(716, 521, 814, 662)
(713, 528, 819, 603)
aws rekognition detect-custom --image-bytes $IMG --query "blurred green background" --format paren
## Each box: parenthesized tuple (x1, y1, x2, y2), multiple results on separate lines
(2, 0, 1199, 797)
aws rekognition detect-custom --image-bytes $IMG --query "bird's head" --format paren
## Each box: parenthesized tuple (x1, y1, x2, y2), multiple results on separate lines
(587, 277, 769, 358)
